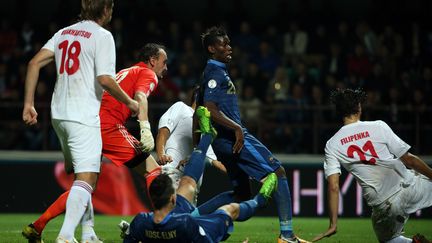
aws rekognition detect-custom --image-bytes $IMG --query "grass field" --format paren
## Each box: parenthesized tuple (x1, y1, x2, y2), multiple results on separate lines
(1, 214, 431, 243)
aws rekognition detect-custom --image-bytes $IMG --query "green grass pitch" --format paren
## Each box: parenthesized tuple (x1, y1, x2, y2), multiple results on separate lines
(1, 214, 431, 242)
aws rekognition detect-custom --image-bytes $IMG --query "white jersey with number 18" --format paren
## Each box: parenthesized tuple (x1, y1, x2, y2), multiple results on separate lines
(43, 20, 116, 127)
(324, 120, 412, 206)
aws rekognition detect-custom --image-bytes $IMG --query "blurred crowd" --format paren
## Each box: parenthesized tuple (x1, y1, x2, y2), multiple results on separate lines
(1, 3, 432, 153)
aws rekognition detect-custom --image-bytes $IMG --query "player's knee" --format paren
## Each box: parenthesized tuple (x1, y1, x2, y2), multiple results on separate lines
(220, 203, 239, 220)
(76, 172, 99, 189)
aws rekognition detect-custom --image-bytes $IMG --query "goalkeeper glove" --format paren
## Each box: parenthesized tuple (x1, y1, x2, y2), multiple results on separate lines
(138, 120, 154, 152)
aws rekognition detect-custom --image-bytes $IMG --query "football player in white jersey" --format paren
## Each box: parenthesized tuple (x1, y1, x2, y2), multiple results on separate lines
(156, 86, 226, 203)
(22, 0, 138, 242)
(313, 88, 432, 243)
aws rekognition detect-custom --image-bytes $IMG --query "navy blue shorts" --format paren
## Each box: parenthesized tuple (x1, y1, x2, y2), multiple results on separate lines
(213, 131, 281, 182)
(174, 195, 233, 242)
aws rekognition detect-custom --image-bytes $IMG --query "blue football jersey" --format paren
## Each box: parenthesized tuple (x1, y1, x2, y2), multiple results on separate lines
(124, 212, 212, 243)
(202, 59, 243, 135)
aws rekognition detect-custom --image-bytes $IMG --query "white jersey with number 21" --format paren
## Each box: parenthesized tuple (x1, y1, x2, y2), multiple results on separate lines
(43, 20, 116, 127)
(324, 120, 413, 206)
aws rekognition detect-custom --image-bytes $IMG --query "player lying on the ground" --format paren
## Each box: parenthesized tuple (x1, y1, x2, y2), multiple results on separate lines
(22, 43, 168, 243)
(120, 106, 278, 242)
(313, 88, 432, 243)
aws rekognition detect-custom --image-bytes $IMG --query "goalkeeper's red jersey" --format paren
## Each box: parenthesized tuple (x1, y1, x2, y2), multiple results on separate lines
(100, 62, 158, 125)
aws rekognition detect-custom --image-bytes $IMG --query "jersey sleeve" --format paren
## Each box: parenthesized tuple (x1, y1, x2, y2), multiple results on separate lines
(123, 213, 145, 243)
(203, 70, 224, 104)
(186, 216, 210, 242)
(158, 102, 183, 132)
(95, 32, 116, 78)
(323, 141, 341, 179)
(378, 120, 411, 158)
(42, 32, 57, 52)
(135, 69, 158, 97)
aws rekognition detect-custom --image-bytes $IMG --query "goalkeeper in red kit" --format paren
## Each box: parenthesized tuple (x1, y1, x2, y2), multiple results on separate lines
(22, 43, 168, 243)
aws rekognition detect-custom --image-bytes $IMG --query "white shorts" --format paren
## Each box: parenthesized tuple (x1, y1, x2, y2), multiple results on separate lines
(52, 119, 102, 174)
(371, 171, 432, 242)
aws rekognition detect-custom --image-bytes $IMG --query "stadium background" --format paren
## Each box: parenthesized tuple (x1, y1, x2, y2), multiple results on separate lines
(1, 0, 432, 219)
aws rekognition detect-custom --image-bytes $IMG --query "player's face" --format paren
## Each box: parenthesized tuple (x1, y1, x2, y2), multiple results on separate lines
(152, 50, 168, 78)
(211, 35, 232, 63)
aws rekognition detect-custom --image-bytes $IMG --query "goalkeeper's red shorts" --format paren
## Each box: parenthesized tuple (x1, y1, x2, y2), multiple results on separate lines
(101, 123, 143, 166)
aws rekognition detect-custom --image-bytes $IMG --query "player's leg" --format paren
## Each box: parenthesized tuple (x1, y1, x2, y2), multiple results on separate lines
(54, 120, 101, 242)
(177, 106, 216, 203)
(235, 132, 304, 242)
(194, 173, 278, 243)
(22, 191, 70, 242)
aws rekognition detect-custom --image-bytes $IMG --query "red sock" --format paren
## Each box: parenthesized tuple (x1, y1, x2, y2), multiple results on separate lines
(33, 190, 70, 233)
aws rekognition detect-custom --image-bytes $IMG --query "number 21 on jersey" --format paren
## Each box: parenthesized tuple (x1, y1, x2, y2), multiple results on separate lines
(347, 140, 379, 165)
(58, 40, 81, 75)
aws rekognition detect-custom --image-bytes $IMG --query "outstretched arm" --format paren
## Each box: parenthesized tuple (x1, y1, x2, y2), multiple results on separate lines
(400, 152, 432, 179)
(204, 101, 244, 153)
(98, 75, 139, 114)
(313, 173, 339, 242)
(23, 49, 54, 126)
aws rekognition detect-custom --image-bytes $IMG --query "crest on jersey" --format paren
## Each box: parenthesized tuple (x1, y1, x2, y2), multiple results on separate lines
(208, 79, 217, 89)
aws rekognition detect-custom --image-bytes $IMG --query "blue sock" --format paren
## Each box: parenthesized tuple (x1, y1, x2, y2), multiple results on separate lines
(184, 134, 212, 182)
(196, 191, 235, 215)
(274, 177, 294, 238)
(236, 199, 258, 222)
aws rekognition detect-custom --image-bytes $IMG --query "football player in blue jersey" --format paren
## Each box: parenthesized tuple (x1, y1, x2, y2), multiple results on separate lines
(199, 26, 308, 243)
(122, 106, 278, 243)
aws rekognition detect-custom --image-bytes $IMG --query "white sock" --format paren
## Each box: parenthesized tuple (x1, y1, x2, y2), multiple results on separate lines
(58, 180, 93, 241)
(386, 235, 412, 243)
(81, 199, 98, 240)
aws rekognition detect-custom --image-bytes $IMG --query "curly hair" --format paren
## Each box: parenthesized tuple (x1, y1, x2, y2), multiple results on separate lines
(330, 88, 367, 119)
(201, 26, 227, 56)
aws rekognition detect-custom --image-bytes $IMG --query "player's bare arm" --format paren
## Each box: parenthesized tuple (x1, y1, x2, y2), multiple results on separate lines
(135, 91, 154, 152)
(23, 48, 54, 126)
(204, 101, 244, 153)
(98, 75, 139, 113)
(313, 173, 339, 242)
(400, 152, 432, 179)
(156, 127, 173, 165)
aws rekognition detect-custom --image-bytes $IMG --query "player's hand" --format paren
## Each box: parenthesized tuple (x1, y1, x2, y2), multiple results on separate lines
(157, 154, 173, 165)
(312, 225, 337, 242)
(23, 105, 38, 126)
(138, 120, 154, 152)
(233, 126, 244, 154)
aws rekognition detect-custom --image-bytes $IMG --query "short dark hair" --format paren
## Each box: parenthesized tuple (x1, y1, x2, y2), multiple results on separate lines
(330, 88, 367, 119)
(80, 0, 113, 21)
(201, 26, 227, 55)
(138, 43, 166, 63)
(149, 173, 175, 210)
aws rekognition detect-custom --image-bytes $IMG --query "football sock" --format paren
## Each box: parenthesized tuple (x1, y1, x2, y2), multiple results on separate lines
(274, 177, 294, 238)
(184, 134, 212, 183)
(58, 180, 93, 241)
(81, 199, 97, 240)
(193, 191, 235, 216)
(236, 194, 265, 222)
(145, 167, 162, 192)
(33, 190, 69, 233)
